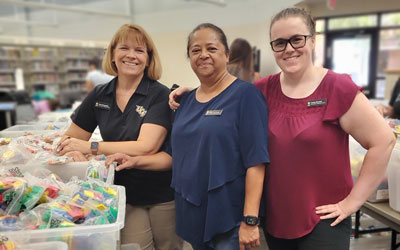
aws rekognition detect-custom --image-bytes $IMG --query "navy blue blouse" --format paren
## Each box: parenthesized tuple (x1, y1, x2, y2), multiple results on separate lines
(169, 79, 270, 245)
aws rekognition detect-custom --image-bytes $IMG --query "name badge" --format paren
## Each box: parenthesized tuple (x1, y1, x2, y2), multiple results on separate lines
(94, 102, 111, 110)
(307, 99, 327, 107)
(205, 110, 223, 116)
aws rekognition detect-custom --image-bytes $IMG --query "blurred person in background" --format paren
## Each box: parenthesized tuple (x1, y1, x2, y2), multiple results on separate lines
(227, 38, 257, 83)
(86, 57, 114, 93)
(376, 77, 400, 118)
(32, 88, 59, 115)
(56, 23, 182, 250)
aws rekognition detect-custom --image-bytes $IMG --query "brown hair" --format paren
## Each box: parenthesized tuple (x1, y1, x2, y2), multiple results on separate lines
(186, 23, 229, 58)
(229, 38, 253, 73)
(270, 8, 316, 37)
(103, 24, 162, 80)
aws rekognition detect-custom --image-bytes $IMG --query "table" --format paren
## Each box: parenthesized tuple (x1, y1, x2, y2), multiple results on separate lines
(359, 202, 400, 250)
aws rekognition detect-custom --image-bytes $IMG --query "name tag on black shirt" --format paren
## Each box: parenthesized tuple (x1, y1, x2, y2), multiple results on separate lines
(94, 102, 111, 110)
(205, 110, 223, 116)
(307, 99, 327, 107)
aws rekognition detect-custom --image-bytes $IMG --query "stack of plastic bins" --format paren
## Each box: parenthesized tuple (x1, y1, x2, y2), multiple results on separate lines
(2, 185, 125, 250)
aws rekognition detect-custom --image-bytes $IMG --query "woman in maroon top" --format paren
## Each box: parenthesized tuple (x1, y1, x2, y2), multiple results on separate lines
(254, 8, 395, 250)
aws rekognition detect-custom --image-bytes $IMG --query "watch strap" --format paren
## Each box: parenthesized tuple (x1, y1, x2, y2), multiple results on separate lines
(243, 215, 260, 226)
(90, 142, 99, 155)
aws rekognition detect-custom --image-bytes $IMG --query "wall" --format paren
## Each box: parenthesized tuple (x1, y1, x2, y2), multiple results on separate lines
(153, 21, 281, 88)
(137, 0, 292, 87)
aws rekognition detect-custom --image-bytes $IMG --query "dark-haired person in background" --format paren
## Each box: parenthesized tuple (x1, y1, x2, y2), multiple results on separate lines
(227, 38, 255, 83)
(377, 77, 400, 118)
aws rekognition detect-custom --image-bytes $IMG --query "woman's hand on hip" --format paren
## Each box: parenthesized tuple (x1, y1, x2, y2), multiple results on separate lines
(239, 222, 260, 250)
(106, 153, 138, 171)
(316, 196, 361, 226)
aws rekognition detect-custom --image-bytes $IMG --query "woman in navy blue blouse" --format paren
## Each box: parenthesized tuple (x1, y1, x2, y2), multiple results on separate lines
(107, 23, 269, 250)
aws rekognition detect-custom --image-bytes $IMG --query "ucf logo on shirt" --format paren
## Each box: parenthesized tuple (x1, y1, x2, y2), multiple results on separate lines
(136, 105, 147, 117)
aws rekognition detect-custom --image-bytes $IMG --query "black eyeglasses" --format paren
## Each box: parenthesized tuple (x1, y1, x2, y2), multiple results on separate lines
(270, 35, 313, 52)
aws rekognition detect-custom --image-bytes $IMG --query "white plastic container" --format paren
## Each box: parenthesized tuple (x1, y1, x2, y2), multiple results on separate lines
(3, 122, 68, 131)
(2, 185, 125, 250)
(388, 144, 400, 212)
(0, 122, 68, 138)
(37, 111, 72, 123)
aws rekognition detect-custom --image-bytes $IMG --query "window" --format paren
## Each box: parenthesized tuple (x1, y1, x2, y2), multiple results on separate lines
(378, 29, 400, 76)
(316, 19, 325, 33)
(314, 34, 325, 67)
(381, 12, 400, 27)
(328, 15, 377, 30)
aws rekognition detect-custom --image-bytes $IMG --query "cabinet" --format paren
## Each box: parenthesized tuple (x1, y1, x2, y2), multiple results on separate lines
(0, 44, 105, 94)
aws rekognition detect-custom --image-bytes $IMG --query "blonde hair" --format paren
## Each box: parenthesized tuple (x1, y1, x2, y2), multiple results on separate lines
(103, 24, 162, 80)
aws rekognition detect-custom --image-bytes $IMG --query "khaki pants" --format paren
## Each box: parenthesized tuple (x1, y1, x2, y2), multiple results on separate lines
(122, 200, 183, 250)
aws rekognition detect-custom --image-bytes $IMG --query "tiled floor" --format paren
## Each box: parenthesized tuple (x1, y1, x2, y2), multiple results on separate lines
(350, 234, 395, 250)
(182, 229, 399, 250)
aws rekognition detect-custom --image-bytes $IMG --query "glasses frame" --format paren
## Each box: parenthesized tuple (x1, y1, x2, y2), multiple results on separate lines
(270, 35, 313, 52)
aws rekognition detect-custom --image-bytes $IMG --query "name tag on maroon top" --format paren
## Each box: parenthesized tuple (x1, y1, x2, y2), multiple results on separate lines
(307, 99, 327, 107)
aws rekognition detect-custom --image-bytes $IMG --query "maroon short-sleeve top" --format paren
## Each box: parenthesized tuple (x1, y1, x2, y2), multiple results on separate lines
(255, 70, 360, 239)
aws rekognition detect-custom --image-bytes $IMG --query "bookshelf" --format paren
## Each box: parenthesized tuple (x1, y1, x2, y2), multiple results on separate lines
(0, 44, 105, 94)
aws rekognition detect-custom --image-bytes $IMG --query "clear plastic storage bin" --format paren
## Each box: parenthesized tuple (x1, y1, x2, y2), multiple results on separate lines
(2, 185, 125, 250)
(30, 161, 114, 184)
(20, 241, 69, 250)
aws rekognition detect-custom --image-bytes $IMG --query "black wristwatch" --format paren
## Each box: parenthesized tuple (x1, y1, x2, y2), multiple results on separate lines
(243, 215, 260, 226)
(90, 142, 99, 155)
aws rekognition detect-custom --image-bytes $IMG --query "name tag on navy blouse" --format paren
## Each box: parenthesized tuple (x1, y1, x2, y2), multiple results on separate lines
(205, 109, 223, 116)
(307, 99, 327, 108)
(94, 102, 111, 110)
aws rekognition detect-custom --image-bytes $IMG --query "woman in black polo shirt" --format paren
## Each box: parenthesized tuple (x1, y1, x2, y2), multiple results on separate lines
(56, 24, 182, 250)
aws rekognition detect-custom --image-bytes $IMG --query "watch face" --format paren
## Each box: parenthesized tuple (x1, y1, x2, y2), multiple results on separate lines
(91, 142, 99, 150)
(245, 216, 259, 225)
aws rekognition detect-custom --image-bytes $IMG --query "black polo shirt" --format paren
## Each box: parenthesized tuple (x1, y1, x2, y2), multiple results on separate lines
(71, 75, 174, 206)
